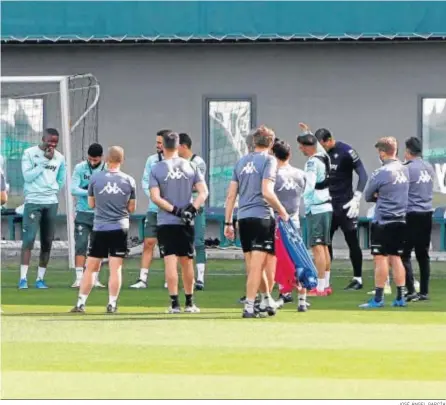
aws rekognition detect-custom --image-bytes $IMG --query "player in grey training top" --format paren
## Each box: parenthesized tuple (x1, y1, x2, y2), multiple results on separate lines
(271, 139, 308, 311)
(361, 137, 409, 309)
(232, 150, 277, 220)
(72, 146, 136, 314)
(364, 159, 409, 225)
(401, 137, 435, 301)
(273, 142, 306, 227)
(150, 131, 208, 314)
(150, 158, 204, 226)
(225, 125, 289, 319)
(89, 171, 136, 231)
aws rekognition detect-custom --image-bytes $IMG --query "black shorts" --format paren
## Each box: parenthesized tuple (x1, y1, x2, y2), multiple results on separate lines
(238, 217, 275, 254)
(88, 229, 128, 258)
(331, 204, 357, 234)
(370, 222, 406, 256)
(157, 225, 194, 258)
(404, 211, 432, 252)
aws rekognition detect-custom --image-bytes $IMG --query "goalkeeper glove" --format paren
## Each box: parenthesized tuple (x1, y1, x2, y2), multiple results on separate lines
(343, 191, 362, 219)
(181, 203, 197, 225)
(171, 205, 183, 218)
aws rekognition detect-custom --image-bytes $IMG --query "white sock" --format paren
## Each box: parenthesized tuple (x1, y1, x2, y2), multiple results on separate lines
(244, 299, 255, 314)
(77, 294, 88, 307)
(20, 265, 29, 280)
(260, 293, 274, 308)
(139, 268, 149, 283)
(385, 277, 391, 287)
(37, 267, 46, 281)
(354, 276, 363, 284)
(267, 294, 275, 308)
(324, 271, 330, 288)
(197, 264, 205, 283)
(298, 292, 306, 303)
(317, 278, 325, 292)
(108, 295, 118, 308)
(93, 272, 99, 283)
(75, 267, 83, 281)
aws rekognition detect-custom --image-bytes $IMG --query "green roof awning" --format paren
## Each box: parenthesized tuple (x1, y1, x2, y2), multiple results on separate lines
(2, 1, 446, 43)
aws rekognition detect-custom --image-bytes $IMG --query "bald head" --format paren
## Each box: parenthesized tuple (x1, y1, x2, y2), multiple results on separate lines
(107, 146, 124, 164)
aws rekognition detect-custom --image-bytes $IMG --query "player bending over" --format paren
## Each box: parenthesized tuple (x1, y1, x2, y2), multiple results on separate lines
(71, 143, 106, 288)
(225, 126, 289, 318)
(360, 137, 409, 308)
(130, 129, 169, 289)
(297, 131, 333, 297)
(315, 128, 368, 290)
(270, 139, 308, 311)
(18, 128, 66, 289)
(71, 146, 136, 313)
(149, 131, 208, 313)
(178, 132, 208, 291)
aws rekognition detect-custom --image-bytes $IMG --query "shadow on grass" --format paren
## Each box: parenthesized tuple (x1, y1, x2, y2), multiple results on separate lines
(2, 311, 241, 321)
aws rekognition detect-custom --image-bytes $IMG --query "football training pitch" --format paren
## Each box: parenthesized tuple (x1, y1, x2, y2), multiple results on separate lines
(1, 258, 445, 399)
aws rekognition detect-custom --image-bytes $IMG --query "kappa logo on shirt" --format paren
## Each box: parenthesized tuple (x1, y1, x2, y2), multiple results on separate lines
(278, 178, 299, 191)
(393, 171, 408, 185)
(416, 170, 432, 184)
(240, 162, 258, 175)
(164, 168, 188, 180)
(99, 182, 125, 195)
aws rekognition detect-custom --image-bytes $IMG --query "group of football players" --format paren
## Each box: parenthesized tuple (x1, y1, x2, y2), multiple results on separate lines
(11, 122, 435, 315)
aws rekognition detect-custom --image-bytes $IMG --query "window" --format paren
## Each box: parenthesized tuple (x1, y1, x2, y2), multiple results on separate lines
(0, 98, 44, 208)
(421, 97, 446, 206)
(204, 98, 255, 208)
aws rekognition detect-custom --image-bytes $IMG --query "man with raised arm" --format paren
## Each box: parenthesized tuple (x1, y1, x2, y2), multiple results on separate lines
(315, 128, 368, 291)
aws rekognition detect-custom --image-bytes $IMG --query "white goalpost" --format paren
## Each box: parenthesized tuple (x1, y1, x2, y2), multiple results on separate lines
(1, 74, 100, 270)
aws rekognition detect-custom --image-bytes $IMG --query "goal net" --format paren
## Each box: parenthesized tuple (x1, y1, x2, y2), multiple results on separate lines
(1, 74, 100, 268)
(207, 100, 253, 208)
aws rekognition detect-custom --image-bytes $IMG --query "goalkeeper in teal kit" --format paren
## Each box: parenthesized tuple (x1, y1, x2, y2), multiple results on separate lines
(178, 133, 207, 290)
(70, 143, 106, 288)
(18, 128, 66, 289)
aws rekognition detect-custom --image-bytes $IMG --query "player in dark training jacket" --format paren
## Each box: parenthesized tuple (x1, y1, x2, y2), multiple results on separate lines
(315, 128, 368, 291)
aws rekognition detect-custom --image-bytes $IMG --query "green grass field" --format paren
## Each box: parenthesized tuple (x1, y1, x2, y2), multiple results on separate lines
(1, 258, 446, 399)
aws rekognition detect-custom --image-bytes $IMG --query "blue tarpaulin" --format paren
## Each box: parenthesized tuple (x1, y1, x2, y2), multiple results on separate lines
(2, 1, 446, 43)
